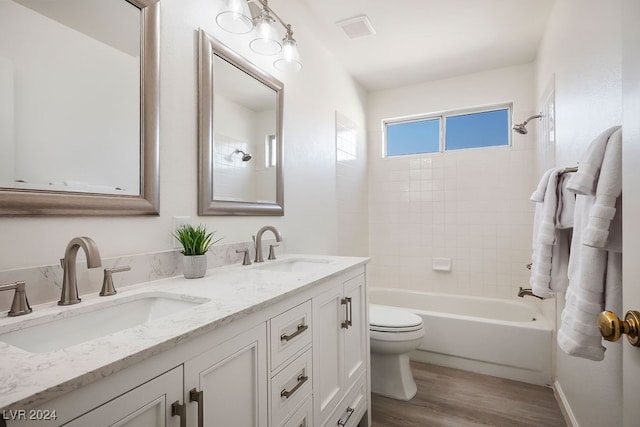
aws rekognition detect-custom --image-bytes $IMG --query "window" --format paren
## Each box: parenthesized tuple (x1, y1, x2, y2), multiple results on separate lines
(265, 134, 276, 168)
(384, 105, 510, 157)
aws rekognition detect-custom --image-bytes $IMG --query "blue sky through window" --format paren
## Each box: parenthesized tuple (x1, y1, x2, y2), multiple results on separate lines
(384, 106, 510, 156)
(386, 118, 440, 156)
(445, 109, 509, 150)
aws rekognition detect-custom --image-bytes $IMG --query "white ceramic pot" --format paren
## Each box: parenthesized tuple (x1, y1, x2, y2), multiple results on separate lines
(183, 254, 207, 279)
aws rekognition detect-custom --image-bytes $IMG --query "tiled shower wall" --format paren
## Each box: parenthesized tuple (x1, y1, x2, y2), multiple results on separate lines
(368, 146, 535, 299)
(367, 64, 537, 300)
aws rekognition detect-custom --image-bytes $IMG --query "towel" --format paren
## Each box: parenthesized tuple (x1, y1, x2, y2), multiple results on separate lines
(558, 127, 623, 361)
(583, 128, 622, 249)
(556, 173, 576, 229)
(529, 168, 572, 297)
(566, 126, 621, 195)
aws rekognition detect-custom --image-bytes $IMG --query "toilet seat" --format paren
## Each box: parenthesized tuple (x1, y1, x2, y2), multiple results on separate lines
(370, 304, 423, 333)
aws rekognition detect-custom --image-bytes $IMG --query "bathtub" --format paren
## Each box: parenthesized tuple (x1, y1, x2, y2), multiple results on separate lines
(369, 288, 553, 386)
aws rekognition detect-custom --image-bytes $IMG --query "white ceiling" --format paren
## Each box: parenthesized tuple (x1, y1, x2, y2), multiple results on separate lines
(294, 0, 556, 92)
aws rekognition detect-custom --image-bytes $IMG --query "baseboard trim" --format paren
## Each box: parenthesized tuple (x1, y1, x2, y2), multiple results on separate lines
(553, 380, 579, 427)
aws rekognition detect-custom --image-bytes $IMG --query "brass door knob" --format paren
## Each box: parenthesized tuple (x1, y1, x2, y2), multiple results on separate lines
(598, 310, 640, 346)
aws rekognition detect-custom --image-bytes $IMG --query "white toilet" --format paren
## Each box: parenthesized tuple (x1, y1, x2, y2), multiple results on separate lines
(369, 304, 425, 401)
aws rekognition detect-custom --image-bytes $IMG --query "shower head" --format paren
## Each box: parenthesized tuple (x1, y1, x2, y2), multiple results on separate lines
(513, 114, 542, 135)
(234, 149, 252, 162)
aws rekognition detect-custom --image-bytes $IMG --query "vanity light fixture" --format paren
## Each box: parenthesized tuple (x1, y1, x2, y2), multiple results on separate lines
(250, 1, 281, 55)
(274, 25, 302, 72)
(216, 0, 302, 71)
(216, 0, 254, 34)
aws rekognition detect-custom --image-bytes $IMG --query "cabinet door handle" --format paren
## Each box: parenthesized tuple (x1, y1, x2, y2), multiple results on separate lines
(337, 407, 355, 426)
(281, 373, 308, 399)
(171, 400, 187, 427)
(189, 388, 204, 427)
(341, 297, 352, 329)
(280, 323, 308, 342)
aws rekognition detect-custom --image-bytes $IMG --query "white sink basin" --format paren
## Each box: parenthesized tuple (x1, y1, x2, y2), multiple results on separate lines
(0, 293, 207, 353)
(253, 258, 333, 273)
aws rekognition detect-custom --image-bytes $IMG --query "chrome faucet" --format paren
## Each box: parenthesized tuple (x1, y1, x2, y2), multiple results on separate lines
(517, 287, 544, 300)
(0, 281, 32, 316)
(253, 225, 283, 263)
(59, 237, 102, 305)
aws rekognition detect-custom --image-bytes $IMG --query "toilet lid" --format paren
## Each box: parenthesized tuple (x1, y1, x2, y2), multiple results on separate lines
(369, 304, 423, 332)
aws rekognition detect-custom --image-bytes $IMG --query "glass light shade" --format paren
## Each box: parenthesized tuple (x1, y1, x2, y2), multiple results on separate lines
(249, 13, 282, 55)
(274, 37, 302, 72)
(216, 0, 253, 34)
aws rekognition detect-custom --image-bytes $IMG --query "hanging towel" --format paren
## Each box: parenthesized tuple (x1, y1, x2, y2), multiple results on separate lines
(583, 128, 622, 249)
(566, 126, 621, 195)
(558, 127, 623, 361)
(529, 168, 572, 297)
(556, 173, 576, 229)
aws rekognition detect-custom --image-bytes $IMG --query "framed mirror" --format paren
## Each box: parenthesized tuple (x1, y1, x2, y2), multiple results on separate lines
(0, 0, 159, 216)
(198, 29, 284, 216)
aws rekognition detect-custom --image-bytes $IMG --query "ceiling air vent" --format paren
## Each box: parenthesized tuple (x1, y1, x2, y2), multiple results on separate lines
(336, 15, 376, 40)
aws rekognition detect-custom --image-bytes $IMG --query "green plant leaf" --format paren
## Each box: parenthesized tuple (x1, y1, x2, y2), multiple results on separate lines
(172, 224, 223, 255)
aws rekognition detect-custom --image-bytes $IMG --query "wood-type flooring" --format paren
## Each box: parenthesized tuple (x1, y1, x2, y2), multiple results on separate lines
(370, 362, 567, 427)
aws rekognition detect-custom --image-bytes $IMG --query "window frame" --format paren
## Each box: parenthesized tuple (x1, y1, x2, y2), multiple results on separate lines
(382, 103, 513, 158)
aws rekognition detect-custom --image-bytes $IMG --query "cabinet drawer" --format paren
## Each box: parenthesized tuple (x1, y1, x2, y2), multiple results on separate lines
(271, 349, 313, 427)
(270, 300, 312, 371)
(322, 375, 366, 427)
(280, 397, 313, 427)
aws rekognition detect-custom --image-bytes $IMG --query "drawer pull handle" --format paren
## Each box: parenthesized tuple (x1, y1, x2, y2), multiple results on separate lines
(281, 323, 308, 342)
(189, 388, 204, 427)
(337, 407, 355, 426)
(341, 297, 352, 329)
(171, 401, 187, 427)
(281, 374, 308, 399)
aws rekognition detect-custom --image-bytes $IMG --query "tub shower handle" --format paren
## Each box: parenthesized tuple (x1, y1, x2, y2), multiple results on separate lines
(341, 297, 352, 329)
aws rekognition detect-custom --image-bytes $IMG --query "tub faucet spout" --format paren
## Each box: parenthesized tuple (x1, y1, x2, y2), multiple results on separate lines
(59, 237, 102, 305)
(253, 226, 282, 263)
(517, 287, 544, 300)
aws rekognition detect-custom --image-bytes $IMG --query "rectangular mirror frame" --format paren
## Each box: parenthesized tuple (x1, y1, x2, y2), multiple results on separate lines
(0, 0, 160, 216)
(198, 29, 284, 216)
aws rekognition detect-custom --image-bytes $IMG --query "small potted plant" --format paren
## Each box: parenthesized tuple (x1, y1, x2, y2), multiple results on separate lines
(173, 224, 222, 279)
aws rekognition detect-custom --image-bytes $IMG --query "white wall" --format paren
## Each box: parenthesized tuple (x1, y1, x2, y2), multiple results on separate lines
(366, 64, 536, 299)
(535, 0, 623, 425)
(0, 1, 139, 193)
(0, 0, 367, 271)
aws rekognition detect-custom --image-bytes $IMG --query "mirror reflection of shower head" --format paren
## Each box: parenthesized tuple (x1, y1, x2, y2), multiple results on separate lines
(234, 149, 252, 162)
(513, 114, 543, 135)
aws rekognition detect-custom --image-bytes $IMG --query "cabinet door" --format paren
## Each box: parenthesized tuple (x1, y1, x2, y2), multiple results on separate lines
(63, 366, 183, 427)
(312, 284, 345, 422)
(185, 322, 267, 427)
(343, 274, 366, 389)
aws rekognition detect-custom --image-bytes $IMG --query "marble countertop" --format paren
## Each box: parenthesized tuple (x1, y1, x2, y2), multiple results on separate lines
(0, 254, 368, 410)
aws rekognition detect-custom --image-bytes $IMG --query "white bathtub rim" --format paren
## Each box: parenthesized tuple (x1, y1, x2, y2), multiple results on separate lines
(369, 287, 552, 331)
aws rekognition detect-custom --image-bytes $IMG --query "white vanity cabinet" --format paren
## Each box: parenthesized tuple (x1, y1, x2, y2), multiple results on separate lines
(63, 366, 183, 427)
(184, 323, 268, 427)
(5, 261, 370, 427)
(312, 272, 367, 426)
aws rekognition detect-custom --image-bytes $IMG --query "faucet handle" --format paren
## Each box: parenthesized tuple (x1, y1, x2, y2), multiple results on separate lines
(100, 266, 131, 296)
(268, 244, 279, 260)
(236, 249, 252, 266)
(0, 281, 32, 317)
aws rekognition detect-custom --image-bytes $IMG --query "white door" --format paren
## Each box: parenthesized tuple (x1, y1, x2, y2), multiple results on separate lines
(622, 0, 640, 425)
